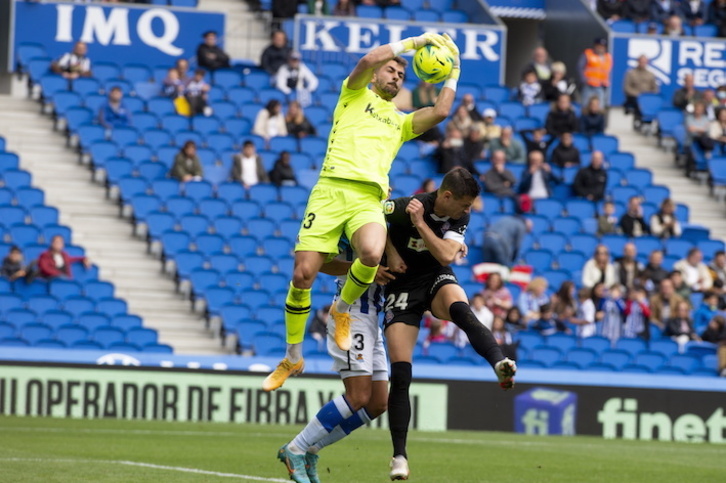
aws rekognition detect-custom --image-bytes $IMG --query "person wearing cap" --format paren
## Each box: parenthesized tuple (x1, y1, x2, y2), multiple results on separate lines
(275, 51, 319, 107)
(478, 107, 502, 143)
(196, 31, 230, 71)
(577, 37, 613, 109)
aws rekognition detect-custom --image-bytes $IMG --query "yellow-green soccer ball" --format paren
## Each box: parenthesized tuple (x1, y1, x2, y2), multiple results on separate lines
(412, 44, 453, 84)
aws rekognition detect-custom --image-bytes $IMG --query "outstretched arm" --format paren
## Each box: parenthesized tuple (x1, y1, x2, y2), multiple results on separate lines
(412, 33, 461, 134)
(348, 33, 445, 91)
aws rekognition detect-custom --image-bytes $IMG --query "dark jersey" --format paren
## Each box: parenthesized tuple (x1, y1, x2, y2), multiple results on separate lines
(383, 192, 469, 277)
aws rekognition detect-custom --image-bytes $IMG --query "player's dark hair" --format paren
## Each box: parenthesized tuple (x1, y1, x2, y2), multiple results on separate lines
(392, 56, 408, 68)
(439, 167, 480, 199)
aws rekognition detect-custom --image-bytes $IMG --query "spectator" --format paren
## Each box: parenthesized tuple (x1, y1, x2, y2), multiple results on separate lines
(663, 14, 686, 35)
(573, 150, 608, 201)
(477, 108, 502, 144)
(469, 293, 494, 330)
(518, 69, 543, 106)
(481, 272, 513, 318)
(522, 47, 552, 83)
(170, 141, 203, 182)
(710, 107, 726, 150)
(253, 99, 288, 141)
(709, 250, 726, 285)
(649, 278, 686, 329)
(272, 0, 298, 23)
(404, 178, 431, 196)
(275, 52, 319, 107)
(614, 242, 644, 289)
(196, 31, 230, 71)
(230, 140, 269, 189)
(449, 105, 474, 137)
(670, 269, 693, 302)
(679, 0, 707, 26)
(597, 200, 620, 235)
(269, 151, 297, 187)
(162, 67, 185, 99)
(552, 280, 578, 324)
(308, 304, 330, 345)
(489, 127, 526, 165)
(1, 246, 27, 281)
(523, 127, 551, 157)
(577, 37, 613, 109)
(672, 73, 701, 111)
(464, 128, 486, 164)
(674, 248, 713, 292)
(434, 127, 476, 175)
(541, 61, 575, 103)
(505, 306, 527, 332)
(641, 250, 670, 289)
(686, 102, 715, 154)
(261, 30, 291, 76)
(624, 0, 651, 22)
(185, 69, 211, 116)
(483, 150, 517, 197)
(550, 132, 581, 168)
(518, 150, 558, 199)
(694, 291, 719, 331)
(580, 96, 606, 135)
(623, 55, 659, 119)
(458, 93, 483, 123)
(703, 89, 719, 121)
(38, 235, 89, 280)
(619, 196, 650, 237)
(50, 41, 92, 79)
(700, 314, 726, 343)
(482, 213, 532, 267)
(650, 0, 682, 23)
(285, 100, 316, 139)
(333, 0, 356, 16)
(665, 300, 700, 348)
(307, 0, 330, 15)
(624, 286, 651, 339)
(583, 245, 617, 288)
(98, 87, 130, 129)
(709, 0, 726, 37)
(601, 283, 626, 344)
(530, 303, 568, 336)
(650, 198, 682, 239)
(175, 58, 190, 83)
(545, 94, 578, 137)
(598, 0, 625, 21)
(412, 81, 439, 109)
(518, 277, 550, 324)
(571, 286, 599, 338)
(490, 316, 518, 360)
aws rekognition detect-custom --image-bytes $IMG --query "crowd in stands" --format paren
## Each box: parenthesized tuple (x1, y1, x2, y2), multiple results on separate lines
(2, 237, 90, 283)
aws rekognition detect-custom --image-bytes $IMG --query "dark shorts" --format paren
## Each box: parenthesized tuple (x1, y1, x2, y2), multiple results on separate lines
(382, 266, 459, 330)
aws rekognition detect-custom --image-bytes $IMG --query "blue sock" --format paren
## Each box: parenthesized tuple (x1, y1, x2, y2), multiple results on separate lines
(309, 408, 373, 453)
(289, 395, 353, 454)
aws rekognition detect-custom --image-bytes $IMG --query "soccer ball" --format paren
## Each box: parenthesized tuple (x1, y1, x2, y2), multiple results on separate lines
(412, 44, 453, 84)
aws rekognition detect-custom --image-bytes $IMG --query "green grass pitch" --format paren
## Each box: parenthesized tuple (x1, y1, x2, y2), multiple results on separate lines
(0, 416, 721, 482)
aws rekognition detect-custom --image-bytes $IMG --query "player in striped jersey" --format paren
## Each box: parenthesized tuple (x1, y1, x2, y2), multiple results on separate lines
(277, 239, 394, 483)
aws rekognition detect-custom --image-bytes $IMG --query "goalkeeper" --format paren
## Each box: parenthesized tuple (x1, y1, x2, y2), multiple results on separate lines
(263, 33, 462, 392)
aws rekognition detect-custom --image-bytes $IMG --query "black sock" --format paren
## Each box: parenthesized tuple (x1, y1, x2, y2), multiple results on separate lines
(449, 301, 505, 368)
(388, 361, 412, 458)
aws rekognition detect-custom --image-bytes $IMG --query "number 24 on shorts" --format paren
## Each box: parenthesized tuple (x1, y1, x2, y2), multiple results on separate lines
(384, 292, 409, 311)
(302, 212, 316, 229)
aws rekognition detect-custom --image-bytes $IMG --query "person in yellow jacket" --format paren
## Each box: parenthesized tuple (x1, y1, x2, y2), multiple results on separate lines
(577, 37, 613, 109)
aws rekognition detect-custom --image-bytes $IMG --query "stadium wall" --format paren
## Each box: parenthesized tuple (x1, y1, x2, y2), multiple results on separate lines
(2, 359, 724, 444)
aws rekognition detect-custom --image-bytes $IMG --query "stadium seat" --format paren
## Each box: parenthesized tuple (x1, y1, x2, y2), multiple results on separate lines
(228, 235, 259, 257)
(546, 333, 577, 353)
(599, 349, 632, 370)
(93, 326, 126, 348)
(516, 331, 545, 350)
(565, 348, 598, 368)
(55, 324, 89, 346)
(126, 327, 158, 346)
(530, 346, 563, 367)
(667, 354, 701, 374)
(580, 335, 611, 353)
(111, 314, 143, 331)
(614, 337, 648, 356)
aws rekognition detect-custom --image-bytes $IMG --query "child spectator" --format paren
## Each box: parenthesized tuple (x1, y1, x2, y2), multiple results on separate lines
(196, 31, 230, 71)
(518, 69, 542, 106)
(269, 151, 298, 187)
(504, 306, 527, 333)
(531, 303, 568, 336)
(230, 140, 269, 189)
(38, 235, 90, 280)
(693, 291, 719, 332)
(665, 300, 700, 348)
(491, 316, 518, 360)
(624, 286, 651, 340)
(481, 272, 513, 318)
(597, 201, 620, 235)
(170, 141, 203, 182)
(701, 315, 726, 343)
(185, 69, 211, 116)
(579, 96, 606, 135)
(550, 131, 581, 168)
(1, 246, 28, 281)
(162, 67, 185, 99)
(571, 286, 598, 338)
(600, 284, 625, 344)
(253, 99, 288, 142)
(650, 198, 682, 239)
(552, 280, 578, 325)
(98, 87, 130, 129)
(275, 52, 319, 107)
(50, 41, 92, 80)
(285, 100, 316, 139)
(470, 293, 494, 330)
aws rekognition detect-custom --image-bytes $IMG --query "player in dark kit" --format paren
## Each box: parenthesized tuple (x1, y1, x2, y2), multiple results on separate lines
(382, 167, 517, 480)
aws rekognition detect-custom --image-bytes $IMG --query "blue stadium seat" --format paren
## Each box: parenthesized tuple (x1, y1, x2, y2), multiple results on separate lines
(195, 233, 226, 255)
(633, 351, 667, 371)
(126, 327, 158, 346)
(0, 337, 30, 347)
(183, 180, 214, 202)
(228, 235, 259, 257)
(524, 249, 553, 269)
(224, 271, 256, 295)
(600, 349, 632, 369)
(565, 347, 598, 368)
(147, 97, 176, 117)
(78, 312, 111, 331)
(649, 339, 679, 358)
(530, 346, 563, 367)
(245, 217, 277, 240)
(243, 255, 275, 275)
(93, 326, 126, 348)
(217, 182, 246, 203)
(71, 340, 103, 350)
(384, 5, 411, 19)
(253, 332, 285, 356)
(0, 205, 27, 227)
(441, 10, 467, 22)
(261, 236, 293, 258)
(247, 184, 278, 204)
(96, 298, 127, 317)
(565, 199, 596, 219)
(84, 281, 115, 300)
(55, 324, 89, 346)
(664, 238, 693, 259)
(42, 310, 73, 329)
(160, 230, 191, 258)
(516, 331, 545, 350)
(164, 195, 195, 219)
(580, 335, 611, 352)
(551, 216, 581, 235)
(625, 168, 653, 189)
(697, 239, 725, 260)
(207, 253, 240, 274)
(174, 250, 205, 279)
(39, 75, 69, 100)
(546, 333, 577, 353)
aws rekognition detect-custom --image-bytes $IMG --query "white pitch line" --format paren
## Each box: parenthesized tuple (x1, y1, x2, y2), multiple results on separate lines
(0, 426, 291, 439)
(0, 458, 288, 482)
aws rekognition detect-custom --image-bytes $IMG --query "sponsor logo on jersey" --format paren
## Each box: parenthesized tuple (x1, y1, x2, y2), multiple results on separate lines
(430, 273, 457, 293)
(407, 237, 428, 252)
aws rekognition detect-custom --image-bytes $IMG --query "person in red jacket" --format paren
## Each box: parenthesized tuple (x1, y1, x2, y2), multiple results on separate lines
(37, 235, 90, 279)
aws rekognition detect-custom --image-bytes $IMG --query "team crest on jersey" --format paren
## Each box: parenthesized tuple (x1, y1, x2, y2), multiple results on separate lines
(383, 200, 395, 215)
(356, 353, 364, 361)
(385, 310, 394, 323)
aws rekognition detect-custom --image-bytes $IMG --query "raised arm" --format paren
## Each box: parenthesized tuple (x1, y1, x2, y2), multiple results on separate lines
(406, 198, 462, 266)
(411, 34, 461, 134)
(347, 33, 445, 91)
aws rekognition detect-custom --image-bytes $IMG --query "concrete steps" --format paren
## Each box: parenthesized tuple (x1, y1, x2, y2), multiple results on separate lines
(608, 107, 726, 241)
(0, 94, 231, 355)
(198, 0, 270, 62)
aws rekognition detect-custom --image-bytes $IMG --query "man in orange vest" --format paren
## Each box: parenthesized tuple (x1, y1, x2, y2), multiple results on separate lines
(578, 37, 613, 110)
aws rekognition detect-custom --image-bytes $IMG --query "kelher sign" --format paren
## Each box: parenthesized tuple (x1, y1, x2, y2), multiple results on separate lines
(610, 35, 726, 106)
(12, 0, 225, 67)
